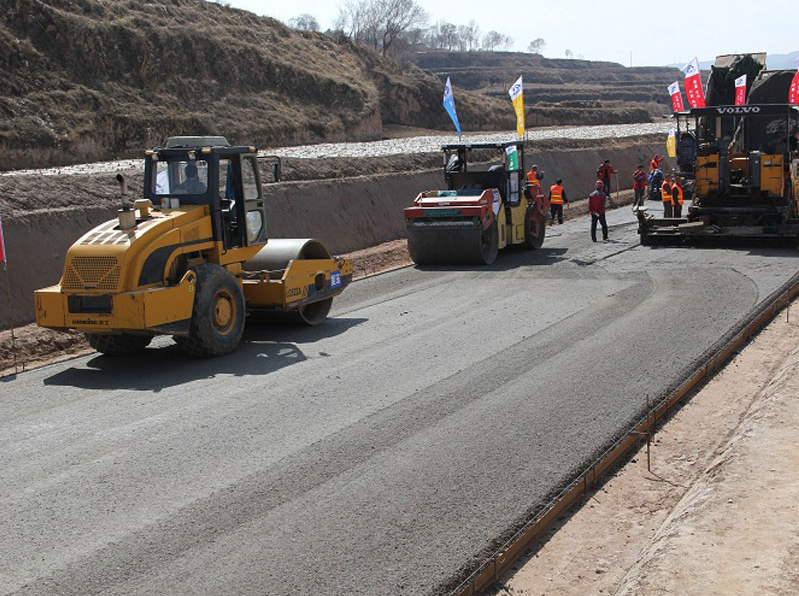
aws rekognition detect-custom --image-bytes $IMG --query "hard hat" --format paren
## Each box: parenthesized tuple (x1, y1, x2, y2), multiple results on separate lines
(532, 164, 538, 169)
(595, 180, 604, 188)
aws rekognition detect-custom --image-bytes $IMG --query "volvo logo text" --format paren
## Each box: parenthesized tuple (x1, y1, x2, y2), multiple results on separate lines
(715, 106, 761, 115)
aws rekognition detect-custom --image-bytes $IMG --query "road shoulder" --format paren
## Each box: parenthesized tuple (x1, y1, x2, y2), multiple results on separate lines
(499, 300, 799, 596)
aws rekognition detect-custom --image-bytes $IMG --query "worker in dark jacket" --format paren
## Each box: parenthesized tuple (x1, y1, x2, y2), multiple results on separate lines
(548, 179, 568, 225)
(632, 165, 647, 208)
(588, 180, 608, 242)
(649, 168, 664, 201)
(596, 159, 617, 198)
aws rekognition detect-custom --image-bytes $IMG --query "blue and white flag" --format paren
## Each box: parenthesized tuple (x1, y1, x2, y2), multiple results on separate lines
(442, 77, 462, 136)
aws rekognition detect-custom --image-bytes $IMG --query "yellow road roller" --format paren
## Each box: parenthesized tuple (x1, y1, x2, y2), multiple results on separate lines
(35, 136, 353, 356)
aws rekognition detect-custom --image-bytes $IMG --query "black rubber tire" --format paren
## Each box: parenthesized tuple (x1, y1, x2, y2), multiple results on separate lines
(480, 219, 499, 265)
(294, 297, 333, 326)
(86, 333, 151, 356)
(178, 264, 245, 357)
(524, 207, 546, 249)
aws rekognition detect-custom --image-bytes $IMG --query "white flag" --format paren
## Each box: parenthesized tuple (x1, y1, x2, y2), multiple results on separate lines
(668, 81, 680, 96)
(734, 74, 747, 88)
(682, 57, 700, 78)
(508, 75, 523, 101)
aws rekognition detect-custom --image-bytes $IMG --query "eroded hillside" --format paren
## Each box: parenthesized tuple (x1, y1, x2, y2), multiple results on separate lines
(0, 0, 512, 169)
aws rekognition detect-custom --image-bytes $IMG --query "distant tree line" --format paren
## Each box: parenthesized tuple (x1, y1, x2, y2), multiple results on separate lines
(284, 1, 546, 58)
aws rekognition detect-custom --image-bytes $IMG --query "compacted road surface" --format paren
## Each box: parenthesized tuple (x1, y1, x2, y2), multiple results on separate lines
(1, 204, 797, 595)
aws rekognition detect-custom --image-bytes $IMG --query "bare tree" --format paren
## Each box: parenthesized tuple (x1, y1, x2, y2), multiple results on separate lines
(527, 38, 545, 54)
(288, 14, 320, 31)
(457, 20, 481, 51)
(565, 49, 573, 59)
(335, 0, 428, 55)
(482, 31, 513, 51)
(438, 22, 458, 51)
(482, 31, 502, 51)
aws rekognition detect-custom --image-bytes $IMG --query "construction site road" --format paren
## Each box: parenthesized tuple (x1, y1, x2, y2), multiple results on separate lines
(1, 203, 798, 596)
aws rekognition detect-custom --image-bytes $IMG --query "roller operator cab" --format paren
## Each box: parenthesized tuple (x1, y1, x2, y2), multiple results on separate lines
(638, 73, 799, 244)
(403, 141, 548, 265)
(35, 136, 353, 356)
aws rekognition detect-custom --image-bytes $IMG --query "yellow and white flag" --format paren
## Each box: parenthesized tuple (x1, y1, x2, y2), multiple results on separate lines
(508, 75, 525, 139)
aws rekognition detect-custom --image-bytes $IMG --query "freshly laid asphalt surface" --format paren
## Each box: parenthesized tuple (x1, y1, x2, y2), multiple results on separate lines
(1, 202, 797, 595)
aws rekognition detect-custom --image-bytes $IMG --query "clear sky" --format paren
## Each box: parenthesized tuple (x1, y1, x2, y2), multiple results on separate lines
(223, 0, 796, 67)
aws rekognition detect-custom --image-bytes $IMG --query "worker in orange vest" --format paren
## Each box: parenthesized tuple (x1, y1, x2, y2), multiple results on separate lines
(672, 176, 684, 218)
(525, 164, 544, 200)
(548, 178, 568, 225)
(661, 174, 673, 218)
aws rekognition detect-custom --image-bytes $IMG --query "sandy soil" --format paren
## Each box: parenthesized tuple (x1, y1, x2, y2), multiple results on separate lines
(494, 300, 799, 596)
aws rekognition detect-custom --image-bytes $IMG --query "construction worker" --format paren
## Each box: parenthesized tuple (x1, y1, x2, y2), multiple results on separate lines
(672, 176, 685, 218)
(649, 154, 664, 173)
(548, 178, 568, 224)
(589, 180, 609, 242)
(632, 165, 647, 209)
(649, 167, 664, 201)
(661, 174, 673, 218)
(596, 159, 617, 198)
(525, 164, 544, 199)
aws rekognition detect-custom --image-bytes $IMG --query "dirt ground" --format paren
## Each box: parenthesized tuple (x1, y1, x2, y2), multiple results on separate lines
(494, 300, 799, 596)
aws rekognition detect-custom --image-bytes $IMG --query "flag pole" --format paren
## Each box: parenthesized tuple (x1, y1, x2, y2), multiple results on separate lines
(2, 261, 19, 375)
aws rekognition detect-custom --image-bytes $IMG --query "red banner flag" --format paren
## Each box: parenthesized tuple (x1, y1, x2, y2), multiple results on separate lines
(734, 74, 747, 106)
(0, 213, 6, 263)
(790, 69, 799, 105)
(682, 57, 706, 108)
(668, 81, 685, 112)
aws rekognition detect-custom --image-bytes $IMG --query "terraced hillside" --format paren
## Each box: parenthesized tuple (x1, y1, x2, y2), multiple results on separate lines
(410, 51, 683, 126)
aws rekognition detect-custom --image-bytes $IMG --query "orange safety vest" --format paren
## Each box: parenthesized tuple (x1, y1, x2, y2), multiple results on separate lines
(673, 183, 684, 205)
(661, 182, 672, 202)
(550, 184, 564, 204)
(526, 170, 541, 186)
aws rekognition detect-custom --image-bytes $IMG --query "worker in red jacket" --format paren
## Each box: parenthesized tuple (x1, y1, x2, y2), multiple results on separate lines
(632, 165, 647, 208)
(596, 159, 617, 198)
(589, 180, 609, 242)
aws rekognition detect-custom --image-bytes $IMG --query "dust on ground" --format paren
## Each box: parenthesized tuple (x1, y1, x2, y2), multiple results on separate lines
(494, 300, 799, 596)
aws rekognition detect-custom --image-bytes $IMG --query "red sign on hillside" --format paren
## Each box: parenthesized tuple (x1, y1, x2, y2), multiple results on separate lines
(668, 81, 684, 112)
(682, 58, 706, 109)
(790, 70, 799, 105)
(734, 75, 747, 106)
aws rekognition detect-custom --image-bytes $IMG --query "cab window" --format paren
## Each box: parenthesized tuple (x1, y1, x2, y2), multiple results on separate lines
(242, 158, 260, 201)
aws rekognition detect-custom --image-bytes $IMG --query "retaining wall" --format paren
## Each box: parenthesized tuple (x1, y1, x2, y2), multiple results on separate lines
(0, 140, 670, 328)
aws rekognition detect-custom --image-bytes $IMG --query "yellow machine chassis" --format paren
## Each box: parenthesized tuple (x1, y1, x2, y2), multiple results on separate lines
(35, 257, 353, 336)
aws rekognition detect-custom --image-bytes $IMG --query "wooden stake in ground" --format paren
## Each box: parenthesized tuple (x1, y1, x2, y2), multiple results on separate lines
(0, 214, 19, 374)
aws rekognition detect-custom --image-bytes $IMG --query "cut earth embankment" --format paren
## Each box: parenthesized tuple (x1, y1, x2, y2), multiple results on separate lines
(0, 136, 671, 328)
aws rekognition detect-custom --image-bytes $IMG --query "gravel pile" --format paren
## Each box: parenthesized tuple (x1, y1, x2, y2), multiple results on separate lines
(0, 123, 674, 179)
